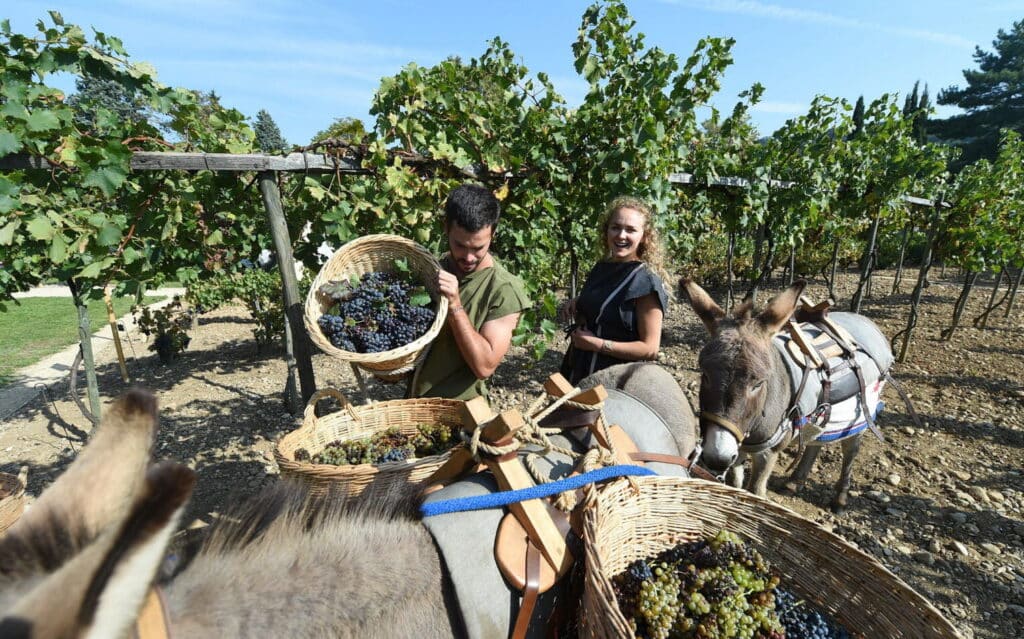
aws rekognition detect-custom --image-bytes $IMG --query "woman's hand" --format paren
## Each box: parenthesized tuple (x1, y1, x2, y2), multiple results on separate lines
(558, 296, 578, 324)
(570, 327, 602, 352)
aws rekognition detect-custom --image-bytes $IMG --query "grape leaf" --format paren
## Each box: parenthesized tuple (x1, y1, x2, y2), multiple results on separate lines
(0, 131, 20, 156)
(319, 280, 354, 301)
(26, 215, 54, 240)
(409, 288, 432, 307)
(26, 110, 60, 132)
(393, 258, 410, 274)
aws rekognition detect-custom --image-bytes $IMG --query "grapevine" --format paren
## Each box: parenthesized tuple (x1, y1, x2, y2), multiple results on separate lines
(317, 268, 436, 354)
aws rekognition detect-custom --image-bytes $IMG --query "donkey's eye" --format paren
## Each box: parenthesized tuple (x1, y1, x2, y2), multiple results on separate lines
(750, 380, 766, 391)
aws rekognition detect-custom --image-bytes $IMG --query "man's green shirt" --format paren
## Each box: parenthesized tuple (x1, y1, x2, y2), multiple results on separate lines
(410, 255, 529, 401)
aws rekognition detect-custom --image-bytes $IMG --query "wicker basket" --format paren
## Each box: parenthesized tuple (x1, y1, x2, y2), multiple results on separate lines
(0, 469, 27, 534)
(304, 234, 448, 381)
(274, 388, 466, 502)
(582, 476, 962, 638)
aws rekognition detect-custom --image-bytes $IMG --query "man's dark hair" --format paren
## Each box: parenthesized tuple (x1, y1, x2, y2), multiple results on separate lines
(444, 184, 500, 232)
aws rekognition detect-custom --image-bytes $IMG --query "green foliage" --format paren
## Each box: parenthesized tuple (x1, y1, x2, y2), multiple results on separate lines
(134, 297, 192, 363)
(934, 19, 1024, 167)
(185, 267, 305, 350)
(254, 108, 288, 152)
(938, 129, 1024, 272)
(310, 116, 367, 145)
(0, 13, 266, 304)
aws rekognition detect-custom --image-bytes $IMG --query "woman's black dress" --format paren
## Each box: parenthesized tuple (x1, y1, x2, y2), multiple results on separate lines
(564, 260, 668, 384)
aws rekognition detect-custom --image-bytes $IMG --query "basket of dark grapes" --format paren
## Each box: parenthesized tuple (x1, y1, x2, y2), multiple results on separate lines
(275, 388, 467, 503)
(304, 233, 448, 382)
(582, 476, 963, 639)
(0, 468, 27, 533)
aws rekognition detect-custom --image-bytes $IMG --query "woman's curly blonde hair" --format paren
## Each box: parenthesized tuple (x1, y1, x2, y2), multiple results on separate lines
(596, 195, 670, 288)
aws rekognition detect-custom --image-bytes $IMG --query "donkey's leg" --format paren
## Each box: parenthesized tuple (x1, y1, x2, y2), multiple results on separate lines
(749, 450, 779, 498)
(783, 445, 822, 493)
(830, 435, 863, 514)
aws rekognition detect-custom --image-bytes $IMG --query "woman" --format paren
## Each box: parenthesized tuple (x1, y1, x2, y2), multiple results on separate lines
(562, 196, 669, 384)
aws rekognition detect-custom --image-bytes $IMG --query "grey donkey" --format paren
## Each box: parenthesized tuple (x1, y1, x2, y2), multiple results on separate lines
(682, 279, 876, 513)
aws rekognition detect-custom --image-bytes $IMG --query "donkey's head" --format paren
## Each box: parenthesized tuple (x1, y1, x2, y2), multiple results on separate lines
(681, 279, 805, 473)
(0, 390, 195, 639)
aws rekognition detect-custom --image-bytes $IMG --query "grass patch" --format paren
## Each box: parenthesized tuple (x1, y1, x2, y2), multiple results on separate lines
(0, 295, 164, 383)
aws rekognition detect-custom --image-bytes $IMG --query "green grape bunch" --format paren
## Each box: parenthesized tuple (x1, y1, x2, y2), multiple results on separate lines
(613, 530, 785, 639)
(311, 423, 457, 466)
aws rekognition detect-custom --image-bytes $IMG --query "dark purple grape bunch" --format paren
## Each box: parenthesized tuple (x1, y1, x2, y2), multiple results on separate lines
(317, 265, 437, 354)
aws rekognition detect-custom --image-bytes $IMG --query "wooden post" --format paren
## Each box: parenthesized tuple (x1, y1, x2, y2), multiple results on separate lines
(68, 280, 102, 421)
(104, 286, 130, 383)
(258, 171, 316, 412)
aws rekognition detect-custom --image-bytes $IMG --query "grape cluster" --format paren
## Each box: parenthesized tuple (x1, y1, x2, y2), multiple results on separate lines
(774, 589, 851, 639)
(311, 423, 458, 466)
(317, 269, 437, 354)
(613, 530, 785, 639)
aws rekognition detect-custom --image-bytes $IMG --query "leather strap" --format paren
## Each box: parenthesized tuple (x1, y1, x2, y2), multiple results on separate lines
(134, 586, 171, 639)
(628, 452, 720, 482)
(884, 373, 923, 427)
(700, 411, 745, 443)
(536, 408, 600, 430)
(511, 542, 542, 639)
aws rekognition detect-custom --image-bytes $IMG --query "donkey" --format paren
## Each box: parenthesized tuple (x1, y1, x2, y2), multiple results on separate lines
(0, 389, 461, 639)
(0, 364, 697, 638)
(681, 278, 890, 513)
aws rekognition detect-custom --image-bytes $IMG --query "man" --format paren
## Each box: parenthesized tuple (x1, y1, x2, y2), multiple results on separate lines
(409, 183, 530, 401)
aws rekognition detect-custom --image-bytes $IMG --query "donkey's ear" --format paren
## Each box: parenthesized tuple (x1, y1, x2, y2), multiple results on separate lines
(10, 389, 159, 544)
(1, 462, 194, 639)
(756, 280, 807, 335)
(680, 278, 725, 335)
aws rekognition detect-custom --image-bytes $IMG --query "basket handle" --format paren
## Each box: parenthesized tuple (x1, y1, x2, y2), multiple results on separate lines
(303, 388, 360, 425)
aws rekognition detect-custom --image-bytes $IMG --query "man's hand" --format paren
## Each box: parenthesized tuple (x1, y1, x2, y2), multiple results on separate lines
(571, 327, 601, 352)
(438, 269, 462, 307)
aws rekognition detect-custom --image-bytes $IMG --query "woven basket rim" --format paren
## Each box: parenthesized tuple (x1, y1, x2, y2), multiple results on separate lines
(303, 233, 449, 371)
(274, 392, 466, 471)
(582, 475, 963, 639)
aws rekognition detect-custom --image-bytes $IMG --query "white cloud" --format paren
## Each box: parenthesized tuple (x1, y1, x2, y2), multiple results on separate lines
(658, 0, 976, 49)
(751, 100, 806, 114)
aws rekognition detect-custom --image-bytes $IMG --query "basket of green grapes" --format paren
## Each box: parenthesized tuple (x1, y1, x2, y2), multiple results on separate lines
(303, 234, 448, 382)
(582, 476, 962, 639)
(275, 388, 466, 503)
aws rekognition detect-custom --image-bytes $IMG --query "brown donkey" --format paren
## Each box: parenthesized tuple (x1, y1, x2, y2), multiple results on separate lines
(681, 279, 877, 513)
(0, 389, 460, 639)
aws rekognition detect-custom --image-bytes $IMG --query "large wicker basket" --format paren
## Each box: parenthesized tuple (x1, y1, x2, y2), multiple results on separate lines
(582, 476, 962, 638)
(274, 388, 466, 502)
(0, 469, 27, 533)
(304, 234, 448, 381)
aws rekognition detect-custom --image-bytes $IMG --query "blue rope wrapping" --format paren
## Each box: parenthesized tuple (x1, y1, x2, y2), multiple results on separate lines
(420, 464, 656, 518)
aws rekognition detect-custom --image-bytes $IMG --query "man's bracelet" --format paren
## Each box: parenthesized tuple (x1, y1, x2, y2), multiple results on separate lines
(450, 305, 464, 314)
(600, 339, 612, 353)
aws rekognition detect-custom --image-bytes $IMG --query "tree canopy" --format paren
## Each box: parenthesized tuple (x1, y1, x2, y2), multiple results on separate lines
(254, 109, 288, 152)
(933, 19, 1024, 167)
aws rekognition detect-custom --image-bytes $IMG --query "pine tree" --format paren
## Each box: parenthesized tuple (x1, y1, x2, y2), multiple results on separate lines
(66, 73, 148, 130)
(933, 19, 1024, 166)
(254, 109, 288, 153)
(851, 96, 865, 138)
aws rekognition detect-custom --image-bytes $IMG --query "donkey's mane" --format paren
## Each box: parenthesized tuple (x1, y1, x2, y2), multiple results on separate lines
(181, 480, 419, 563)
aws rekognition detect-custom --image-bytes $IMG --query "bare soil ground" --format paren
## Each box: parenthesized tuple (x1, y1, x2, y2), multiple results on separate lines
(1, 268, 1021, 639)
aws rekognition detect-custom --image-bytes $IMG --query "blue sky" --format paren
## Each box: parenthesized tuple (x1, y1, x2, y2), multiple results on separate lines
(7, 1, 1021, 146)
